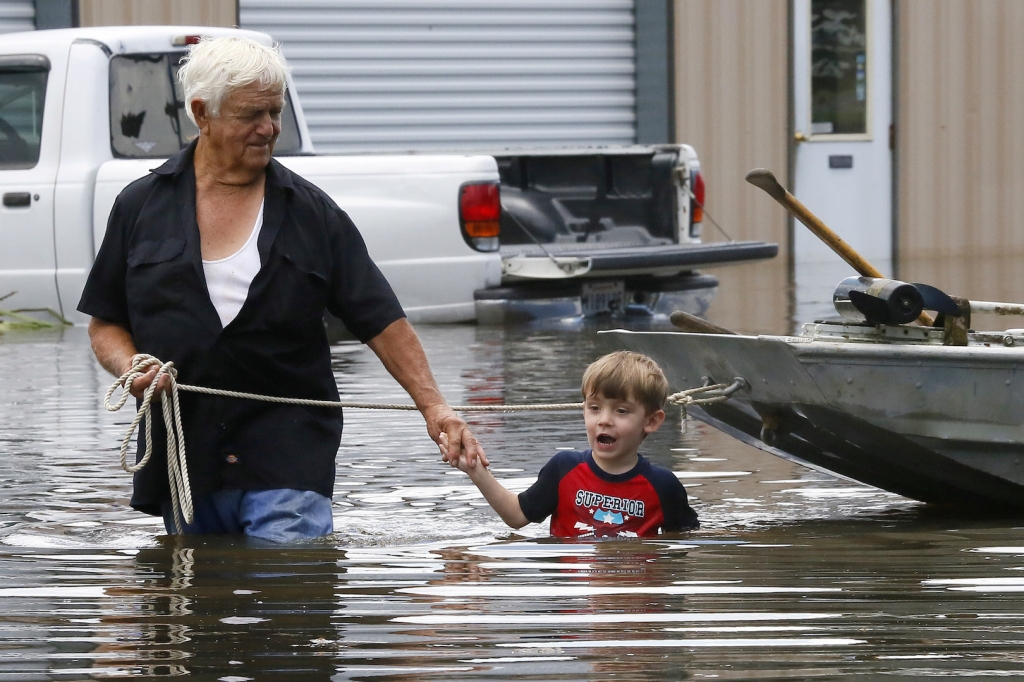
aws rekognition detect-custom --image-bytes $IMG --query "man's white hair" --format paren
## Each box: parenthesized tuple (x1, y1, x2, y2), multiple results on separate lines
(178, 35, 290, 124)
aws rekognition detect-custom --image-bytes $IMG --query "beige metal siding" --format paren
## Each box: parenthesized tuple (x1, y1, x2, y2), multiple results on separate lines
(78, 0, 237, 27)
(674, 0, 791, 334)
(897, 0, 1024, 303)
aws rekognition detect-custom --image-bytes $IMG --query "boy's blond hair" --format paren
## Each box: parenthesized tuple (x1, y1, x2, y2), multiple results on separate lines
(581, 351, 669, 414)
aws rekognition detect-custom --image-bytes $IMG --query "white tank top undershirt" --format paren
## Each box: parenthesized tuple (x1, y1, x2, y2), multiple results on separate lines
(202, 200, 264, 327)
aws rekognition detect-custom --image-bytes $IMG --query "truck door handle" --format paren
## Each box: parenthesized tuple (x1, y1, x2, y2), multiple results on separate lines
(3, 192, 31, 207)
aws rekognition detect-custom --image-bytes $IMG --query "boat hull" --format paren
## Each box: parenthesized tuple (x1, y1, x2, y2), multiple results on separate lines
(608, 330, 1024, 511)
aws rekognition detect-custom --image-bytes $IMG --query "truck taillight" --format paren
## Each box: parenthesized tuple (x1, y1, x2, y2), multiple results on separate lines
(172, 35, 204, 46)
(459, 182, 501, 252)
(691, 170, 705, 226)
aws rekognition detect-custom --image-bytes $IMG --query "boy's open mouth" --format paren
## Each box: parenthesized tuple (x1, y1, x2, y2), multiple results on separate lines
(596, 434, 616, 446)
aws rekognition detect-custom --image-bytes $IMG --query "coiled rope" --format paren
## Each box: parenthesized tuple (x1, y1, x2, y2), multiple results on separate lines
(105, 355, 192, 534)
(105, 354, 744, 532)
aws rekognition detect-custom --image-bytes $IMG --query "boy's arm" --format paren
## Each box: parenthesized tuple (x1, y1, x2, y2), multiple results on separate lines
(462, 458, 529, 529)
(440, 433, 529, 529)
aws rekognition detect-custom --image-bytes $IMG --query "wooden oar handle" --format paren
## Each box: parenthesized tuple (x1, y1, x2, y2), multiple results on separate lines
(745, 169, 885, 278)
(745, 168, 934, 326)
(669, 310, 737, 335)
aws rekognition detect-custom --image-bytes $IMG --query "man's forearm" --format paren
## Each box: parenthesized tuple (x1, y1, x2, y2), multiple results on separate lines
(367, 317, 487, 466)
(365, 318, 445, 411)
(88, 317, 137, 377)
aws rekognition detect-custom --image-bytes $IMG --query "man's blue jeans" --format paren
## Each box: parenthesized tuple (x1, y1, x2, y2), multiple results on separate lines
(161, 488, 334, 543)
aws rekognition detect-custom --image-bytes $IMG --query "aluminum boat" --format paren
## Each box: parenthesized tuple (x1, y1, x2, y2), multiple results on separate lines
(608, 280, 1024, 511)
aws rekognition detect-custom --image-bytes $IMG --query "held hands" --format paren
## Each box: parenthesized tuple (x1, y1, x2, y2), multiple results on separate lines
(438, 432, 490, 474)
(425, 403, 488, 469)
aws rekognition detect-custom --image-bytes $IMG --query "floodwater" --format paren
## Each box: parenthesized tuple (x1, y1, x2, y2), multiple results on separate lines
(4, 267, 1024, 679)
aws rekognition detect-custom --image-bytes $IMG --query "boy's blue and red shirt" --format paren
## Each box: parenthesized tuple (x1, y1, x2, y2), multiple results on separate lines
(517, 450, 699, 537)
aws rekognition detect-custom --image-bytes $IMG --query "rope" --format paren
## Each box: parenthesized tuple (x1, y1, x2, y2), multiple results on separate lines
(104, 354, 584, 532)
(104, 354, 747, 533)
(666, 380, 745, 408)
(104, 355, 192, 534)
(175, 382, 584, 412)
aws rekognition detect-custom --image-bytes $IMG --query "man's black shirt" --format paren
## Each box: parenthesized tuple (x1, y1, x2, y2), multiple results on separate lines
(79, 142, 405, 514)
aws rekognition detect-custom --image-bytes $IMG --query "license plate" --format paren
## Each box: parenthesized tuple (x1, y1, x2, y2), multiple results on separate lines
(581, 281, 625, 316)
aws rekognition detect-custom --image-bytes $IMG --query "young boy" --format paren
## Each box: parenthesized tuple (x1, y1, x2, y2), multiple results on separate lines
(443, 351, 699, 538)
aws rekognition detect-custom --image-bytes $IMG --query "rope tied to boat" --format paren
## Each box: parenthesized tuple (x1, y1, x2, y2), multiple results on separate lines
(666, 377, 750, 413)
(105, 355, 748, 533)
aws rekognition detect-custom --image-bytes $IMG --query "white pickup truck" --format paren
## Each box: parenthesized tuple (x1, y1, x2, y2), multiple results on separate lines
(0, 25, 777, 326)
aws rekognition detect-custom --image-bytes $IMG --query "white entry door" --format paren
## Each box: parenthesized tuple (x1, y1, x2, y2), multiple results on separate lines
(792, 0, 892, 323)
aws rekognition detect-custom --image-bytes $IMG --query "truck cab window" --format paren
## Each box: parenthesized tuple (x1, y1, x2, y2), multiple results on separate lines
(0, 66, 47, 169)
(110, 53, 301, 159)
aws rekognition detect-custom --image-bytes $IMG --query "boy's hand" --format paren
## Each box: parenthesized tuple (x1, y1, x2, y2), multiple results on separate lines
(439, 432, 487, 472)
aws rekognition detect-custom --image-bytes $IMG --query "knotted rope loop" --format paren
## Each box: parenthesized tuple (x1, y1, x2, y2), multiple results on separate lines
(667, 377, 749, 408)
(105, 354, 193, 533)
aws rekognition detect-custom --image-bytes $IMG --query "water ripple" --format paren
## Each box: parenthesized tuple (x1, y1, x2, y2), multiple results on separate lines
(0, 325, 1021, 678)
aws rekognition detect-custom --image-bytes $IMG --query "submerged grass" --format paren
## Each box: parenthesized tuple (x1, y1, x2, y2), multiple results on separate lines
(0, 292, 72, 333)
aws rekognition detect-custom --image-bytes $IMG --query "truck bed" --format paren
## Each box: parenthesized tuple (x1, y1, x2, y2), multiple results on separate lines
(493, 147, 777, 282)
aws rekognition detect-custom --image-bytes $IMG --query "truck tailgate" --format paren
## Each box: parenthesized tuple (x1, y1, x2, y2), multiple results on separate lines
(500, 240, 778, 280)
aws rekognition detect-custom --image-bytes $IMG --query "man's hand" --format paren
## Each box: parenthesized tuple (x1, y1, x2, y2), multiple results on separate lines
(128, 365, 172, 400)
(439, 432, 488, 474)
(426, 403, 489, 469)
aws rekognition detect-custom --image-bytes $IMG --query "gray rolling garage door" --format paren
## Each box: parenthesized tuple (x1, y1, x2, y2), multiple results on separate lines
(0, 0, 34, 34)
(240, 0, 637, 153)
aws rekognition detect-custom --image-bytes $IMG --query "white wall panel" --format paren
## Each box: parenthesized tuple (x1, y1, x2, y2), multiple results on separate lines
(240, 0, 637, 152)
(0, 0, 34, 34)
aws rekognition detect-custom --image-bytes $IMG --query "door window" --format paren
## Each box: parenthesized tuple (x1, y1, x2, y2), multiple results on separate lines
(810, 0, 869, 137)
(0, 57, 48, 169)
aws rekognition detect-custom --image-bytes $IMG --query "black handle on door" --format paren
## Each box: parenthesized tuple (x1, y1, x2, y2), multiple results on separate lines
(3, 192, 31, 207)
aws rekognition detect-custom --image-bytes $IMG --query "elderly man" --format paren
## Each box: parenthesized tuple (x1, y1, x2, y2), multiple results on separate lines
(79, 36, 484, 542)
